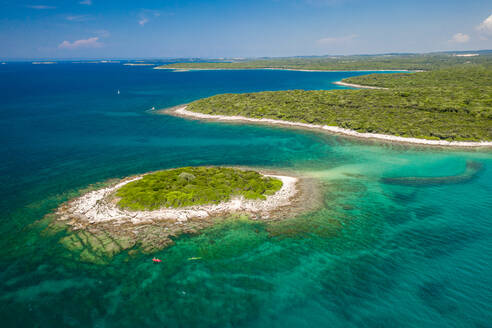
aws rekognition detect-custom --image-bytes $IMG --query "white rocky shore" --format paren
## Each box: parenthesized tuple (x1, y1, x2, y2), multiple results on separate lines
(153, 66, 418, 73)
(172, 107, 492, 148)
(57, 173, 298, 226)
(333, 81, 388, 89)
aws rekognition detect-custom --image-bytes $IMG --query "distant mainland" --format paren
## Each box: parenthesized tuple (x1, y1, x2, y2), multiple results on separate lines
(154, 51, 491, 71)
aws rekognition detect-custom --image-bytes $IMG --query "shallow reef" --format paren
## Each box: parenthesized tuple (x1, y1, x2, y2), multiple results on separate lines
(381, 161, 483, 186)
(40, 168, 321, 264)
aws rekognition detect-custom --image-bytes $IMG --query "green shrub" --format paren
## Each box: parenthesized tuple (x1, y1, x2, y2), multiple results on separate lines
(116, 167, 283, 210)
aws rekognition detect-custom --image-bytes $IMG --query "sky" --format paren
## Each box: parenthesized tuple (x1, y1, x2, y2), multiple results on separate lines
(0, 0, 491, 59)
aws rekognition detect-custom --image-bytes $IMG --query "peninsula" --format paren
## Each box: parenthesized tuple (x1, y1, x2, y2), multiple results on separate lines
(163, 65, 492, 146)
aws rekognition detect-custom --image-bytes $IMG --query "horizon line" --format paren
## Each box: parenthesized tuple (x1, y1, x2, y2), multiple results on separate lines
(1, 49, 491, 62)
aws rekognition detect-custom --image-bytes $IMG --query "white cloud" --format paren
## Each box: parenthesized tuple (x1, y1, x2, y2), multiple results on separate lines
(138, 10, 160, 26)
(138, 17, 149, 26)
(65, 15, 92, 22)
(317, 34, 358, 45)
(58, 37, 102, 49)
(450, 33, 470, 43)
(477, 14, 492, 36)
(79, 0, 92, 5)
(26, 5, 56, 9)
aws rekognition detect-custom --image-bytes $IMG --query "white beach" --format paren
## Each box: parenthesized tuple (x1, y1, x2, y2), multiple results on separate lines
(171, 107, 492, 148)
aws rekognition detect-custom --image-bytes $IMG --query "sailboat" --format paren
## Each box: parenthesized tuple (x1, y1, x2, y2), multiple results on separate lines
(117, 89, 120, 95)
(151, 106, 155, 111)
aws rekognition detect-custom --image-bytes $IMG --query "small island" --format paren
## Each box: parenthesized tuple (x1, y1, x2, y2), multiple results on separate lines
(50, 167, 318, 263)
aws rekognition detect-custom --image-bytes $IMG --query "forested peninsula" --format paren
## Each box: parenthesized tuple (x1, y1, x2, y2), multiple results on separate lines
(173, 64, 492, 143)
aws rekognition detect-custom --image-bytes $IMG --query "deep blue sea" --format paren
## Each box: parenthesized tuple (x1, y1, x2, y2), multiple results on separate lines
(0, 63, 491, 328)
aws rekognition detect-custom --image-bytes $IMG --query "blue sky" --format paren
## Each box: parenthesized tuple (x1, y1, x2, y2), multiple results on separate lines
(0, 0, 491, 59)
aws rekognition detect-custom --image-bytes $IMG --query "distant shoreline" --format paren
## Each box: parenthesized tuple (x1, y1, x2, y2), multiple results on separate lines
(164, 106, 492, 148)
(153, 66, 420, 73)
(333, 81, 388, 89)
(123, 63, 156, 66)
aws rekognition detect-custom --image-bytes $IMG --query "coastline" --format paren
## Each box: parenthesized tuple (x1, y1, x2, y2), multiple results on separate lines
(123, 63, 156, 66)
(153, 66, 419, 73)
(166, 106, 492, 148)
(57, 170, 300, 226)
(333, 81, 388, 89)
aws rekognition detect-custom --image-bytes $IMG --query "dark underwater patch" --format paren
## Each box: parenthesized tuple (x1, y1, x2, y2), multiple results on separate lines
(394, 225, 480, 259)
(381, 161, 483, 186)
(417, 280, 458, 316)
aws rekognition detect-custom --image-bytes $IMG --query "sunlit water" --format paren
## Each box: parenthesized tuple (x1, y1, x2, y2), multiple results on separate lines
(0, 63, 490, 327)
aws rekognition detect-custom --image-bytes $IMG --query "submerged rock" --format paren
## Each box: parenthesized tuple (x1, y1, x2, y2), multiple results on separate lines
(381, 161, 483, 186)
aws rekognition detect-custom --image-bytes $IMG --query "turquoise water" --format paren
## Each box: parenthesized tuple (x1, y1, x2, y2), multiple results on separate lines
(0, 63, 491, 327)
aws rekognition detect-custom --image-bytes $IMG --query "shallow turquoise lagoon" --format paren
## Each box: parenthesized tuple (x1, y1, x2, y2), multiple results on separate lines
(0, 63, 491, 327)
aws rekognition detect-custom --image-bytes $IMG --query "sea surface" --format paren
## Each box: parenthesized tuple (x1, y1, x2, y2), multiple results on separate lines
(0, 63, 491, 328)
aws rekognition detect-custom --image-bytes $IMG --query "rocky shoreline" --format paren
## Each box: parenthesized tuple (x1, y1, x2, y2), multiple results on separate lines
(57, 172, 298, 226)
(167, 106, 492, 148)
(48, 168, 320, 263)
(333, 81, 388, 89)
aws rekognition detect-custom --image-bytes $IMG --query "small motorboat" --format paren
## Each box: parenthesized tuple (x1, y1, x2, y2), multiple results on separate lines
(152, 258, 162, 263)
(151, 106, 155, 111)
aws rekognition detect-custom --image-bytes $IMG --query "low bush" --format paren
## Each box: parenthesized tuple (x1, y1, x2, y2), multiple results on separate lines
(116, 167, 283, 210)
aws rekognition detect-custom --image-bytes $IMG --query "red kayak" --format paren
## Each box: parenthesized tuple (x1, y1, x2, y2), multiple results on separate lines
(152, 258, 162, 263)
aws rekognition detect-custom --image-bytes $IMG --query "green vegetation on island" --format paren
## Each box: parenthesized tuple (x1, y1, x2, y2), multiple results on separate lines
(186, 65, 492, 141)
(116, 167, 283, 210)
(157, 52, 492, 71)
